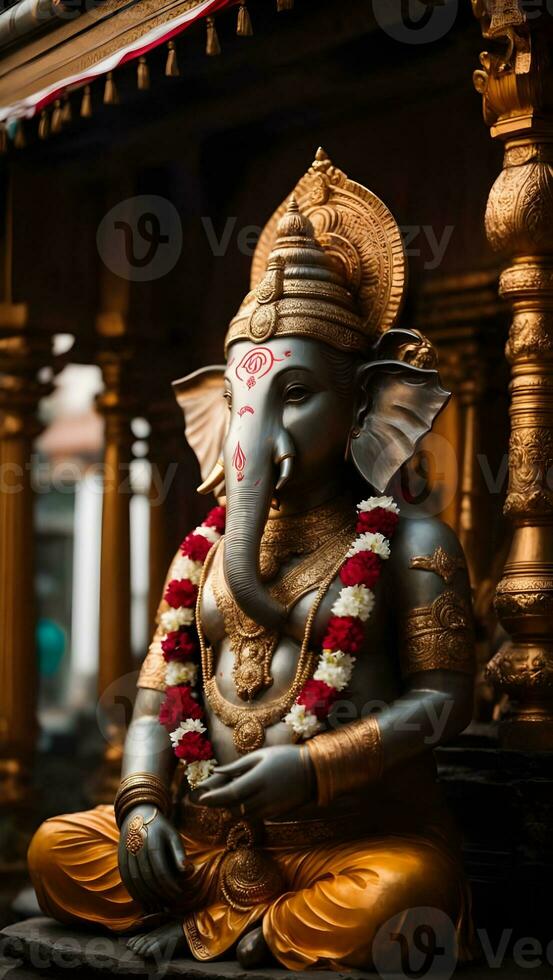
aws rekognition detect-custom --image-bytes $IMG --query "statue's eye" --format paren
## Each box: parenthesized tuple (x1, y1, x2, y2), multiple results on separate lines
(223, 390, 232, 409)
(284, 384, 311, 404)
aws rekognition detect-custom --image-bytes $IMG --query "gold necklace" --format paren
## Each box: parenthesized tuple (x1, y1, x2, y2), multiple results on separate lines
(211, 525, 353, 701)
(196, 520, 355, 754)
(259, 496, 353, 580)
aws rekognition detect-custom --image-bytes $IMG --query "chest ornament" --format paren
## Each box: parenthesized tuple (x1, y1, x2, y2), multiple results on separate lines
(154, 497, 400, 787)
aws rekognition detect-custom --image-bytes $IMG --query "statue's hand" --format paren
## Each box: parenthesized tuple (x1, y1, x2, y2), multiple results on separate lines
(118, 804, 188, 911)
(197, 745, 314, 820)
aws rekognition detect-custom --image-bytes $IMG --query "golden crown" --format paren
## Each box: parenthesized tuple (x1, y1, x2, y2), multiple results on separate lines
(225, 148, 406, 355)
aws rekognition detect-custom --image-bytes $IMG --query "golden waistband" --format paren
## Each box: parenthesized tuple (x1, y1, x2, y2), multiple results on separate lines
(182, 800, 367, 849)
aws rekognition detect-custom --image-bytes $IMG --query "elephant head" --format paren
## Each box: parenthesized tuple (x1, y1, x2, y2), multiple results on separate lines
(173, 154, 449, 630)
(173, 327, 448, 630)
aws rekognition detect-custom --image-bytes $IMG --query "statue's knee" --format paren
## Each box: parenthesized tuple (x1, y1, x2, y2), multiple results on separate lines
(28, 818, 62, 878)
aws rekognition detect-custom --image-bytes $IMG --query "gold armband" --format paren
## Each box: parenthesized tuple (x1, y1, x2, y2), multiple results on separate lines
(114, 773, 172, 828)
(306, 716, 383, 807)
(400, 590, 474, 677)
(137, 636, 167, 692)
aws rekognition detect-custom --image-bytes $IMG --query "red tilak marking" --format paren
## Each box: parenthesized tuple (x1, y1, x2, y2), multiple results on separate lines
(232, 442, 246, 482)
(238, 405, 254, 417)
(235, 347, 288, 388)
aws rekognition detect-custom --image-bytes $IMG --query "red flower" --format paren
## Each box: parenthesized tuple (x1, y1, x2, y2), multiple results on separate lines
(159, 685, 203, 730)
(165, 579, 198, 609)
(356, 507, 399, 539)
(174, 731, 214, 762)
(181, 533, 212, 562)
(203, 505, 226, 535)
(340, 551, 381, 589)
(323, 615, 365, 654)
(297, 679, 337, 720)
(161, 629, 197, 662)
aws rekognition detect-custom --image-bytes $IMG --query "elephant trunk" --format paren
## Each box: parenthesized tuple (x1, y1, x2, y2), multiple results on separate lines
(223, 430, 295, 631)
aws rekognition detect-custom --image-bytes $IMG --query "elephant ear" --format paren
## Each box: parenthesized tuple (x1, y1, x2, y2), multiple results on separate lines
(172, 366, 228, 484)
(350, 329, 450, 493)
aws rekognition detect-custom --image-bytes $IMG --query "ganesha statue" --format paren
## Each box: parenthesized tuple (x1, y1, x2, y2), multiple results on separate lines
(29, 150, 475, 971)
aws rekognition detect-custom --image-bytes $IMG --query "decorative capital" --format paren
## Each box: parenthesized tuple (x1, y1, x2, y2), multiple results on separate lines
(472, 0, 553, 137)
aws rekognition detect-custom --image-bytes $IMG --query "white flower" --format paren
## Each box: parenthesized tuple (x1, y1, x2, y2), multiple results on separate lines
(186, 759, 217, 788)
(358, 496, 399, 515)
(169, 718, 206, 748)
(195, 525, 220, 544)
(165, 660, 198, 687)
(347, 531, 390, 560)
(331, 584, 374, 622)
(314, 650, 356, 691)
(160, 607, 194, 632)
(284, 702, 323, 739)
(171, 555, 203, 585)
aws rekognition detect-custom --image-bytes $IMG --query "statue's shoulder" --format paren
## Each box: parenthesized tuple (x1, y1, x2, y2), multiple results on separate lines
(387, 514, 468, 598)
(392, 514, 464, 565)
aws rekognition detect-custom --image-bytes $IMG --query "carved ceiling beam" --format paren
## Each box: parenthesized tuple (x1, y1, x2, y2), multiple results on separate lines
(473, 0, 553, 748)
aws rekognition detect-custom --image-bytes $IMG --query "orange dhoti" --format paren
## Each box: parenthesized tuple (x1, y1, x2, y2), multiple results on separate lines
(28, 803, 473, 971)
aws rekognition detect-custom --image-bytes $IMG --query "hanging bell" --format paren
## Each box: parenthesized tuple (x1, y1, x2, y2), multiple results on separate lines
(103, 72, 118, 105)
(237, 0, 253, 36)
(38, 110, 50, 140)
(137, 56, 150, 90)
(165, 41, 180, 77)
(62, 97, 72, 125)
(206, 16, 221, 56)
(81, 85, 92, 118)
(51, 99, 63, 134)
(14, 121, 25, 149)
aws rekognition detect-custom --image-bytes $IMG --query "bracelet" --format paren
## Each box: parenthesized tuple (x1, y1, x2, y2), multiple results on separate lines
(306, 716, 383, 807)
(114, 772, 172, 828)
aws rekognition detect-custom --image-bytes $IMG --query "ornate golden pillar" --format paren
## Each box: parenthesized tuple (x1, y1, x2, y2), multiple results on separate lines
(94, 304, 137, 795)
(473, 1, 553, 748)
(0, 324, 52, 803)
(147, 398, 181, 630)
(0, 165, 53, 804)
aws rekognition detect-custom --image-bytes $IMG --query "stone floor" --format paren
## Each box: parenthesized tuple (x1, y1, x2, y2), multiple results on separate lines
(2, 918, 553, 980)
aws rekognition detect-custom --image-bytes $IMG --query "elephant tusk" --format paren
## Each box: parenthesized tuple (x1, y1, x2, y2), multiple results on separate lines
(275, 453, 294, 492)
(197, 459, 225, 495)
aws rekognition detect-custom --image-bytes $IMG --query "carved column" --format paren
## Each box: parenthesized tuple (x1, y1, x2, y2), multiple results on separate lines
(94, 322, 137, 798)
(146, 398, 182, 629)
(0, 326, 52, 803)
(458, 354, 487, 589)
(473, 1, 553, 747)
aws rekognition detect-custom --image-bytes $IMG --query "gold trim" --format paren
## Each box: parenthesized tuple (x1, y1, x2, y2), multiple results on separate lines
(409, 547, 466, 584)
(400, 591, 475, 676)
(307, 716, 382, 806)
(0, 0, 207, 110)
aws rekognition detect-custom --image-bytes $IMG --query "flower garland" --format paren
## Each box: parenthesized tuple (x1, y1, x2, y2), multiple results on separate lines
(157, 497, 399, 788)
(283, 496, 399, 738)
(157, 505, 225, 789)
